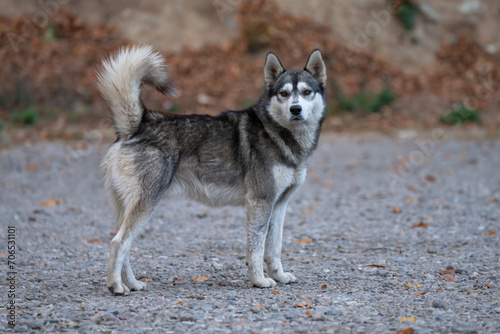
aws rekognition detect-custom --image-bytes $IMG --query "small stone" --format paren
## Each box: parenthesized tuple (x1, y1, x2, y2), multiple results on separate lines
(250, 307, 262, 314)
(15, 325, 29, 332)
(180, 315, 197, 322)
(226, 290, 237, 300)
(432, 300, 447, 309)
(312, 314, 326, 321)
(26, 322, 43, 329)
(219, 279, 231, 286)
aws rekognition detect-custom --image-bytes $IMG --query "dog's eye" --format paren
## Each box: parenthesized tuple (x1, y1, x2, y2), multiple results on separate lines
(280, 91, 289, 97)
(304, 90, 312, 96)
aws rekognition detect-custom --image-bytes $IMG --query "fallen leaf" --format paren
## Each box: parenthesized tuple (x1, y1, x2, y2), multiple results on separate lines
(467, 291, 479, 294)
(443, 276, 457, 282)
(145, 279, 152, 283)
(364, 264, 386, 268)
(87, 238, 103, 243)
(27, 163, 38, 172)
(486, 198, 499, 203)
(397, 328, 415, 334)
(393, 206, 402, 214)
(413, 292, 426, 295)
(40, 198, 62, 207)
(393, 282, 399, 286)
(411, 222, 428, 228)
(321, 284, 327, 290)
(436, 287, 442, 290)
(255, 304, 262, 308)
(0, 252, 8, 257)
(272, 290, 280, 295)
(176, 301, 183, 305)
(425, 175, 436, 182)
(67, 206, 82, 214)
(405, 197, 418, 204)
(440, 269, 456, 275)
(399, 318, 416, 323)
(488, 231, 496, 236)
(192, 276, 209, 282)
(297, 238, 313, 244)
(484, 283, 490, 289)
(404, 284, 423, 288)
(303, 208, 314, 214)
(295, 303, 312, 308)
(305, 310, 313, 316)
(130, 249, 135, 252)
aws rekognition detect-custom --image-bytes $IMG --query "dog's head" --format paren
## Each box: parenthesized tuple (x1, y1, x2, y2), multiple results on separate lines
(264, 50, 326, 128)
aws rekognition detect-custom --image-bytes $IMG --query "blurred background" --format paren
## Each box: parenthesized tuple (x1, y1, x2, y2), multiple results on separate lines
(0, 0, 499, 142)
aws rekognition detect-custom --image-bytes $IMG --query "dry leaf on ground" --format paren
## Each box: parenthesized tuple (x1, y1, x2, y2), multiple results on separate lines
(443, 276, 457, 282)
(393, 206, 402, 214)
(321, 284, 327, 290)
(271, 290, 279, 295)
(192, 276, 209, 282)
(295, 303, 313, 307)
(411, 222, 428, 228)
(488, 231, 496, 236)
(397, 328, 415, 334)
(413, 292, 426, 295)
(399, 318, 416, 323)
(364, 264, 386, 268)
(87, 239, 103, 243)
(40, 198, 62, 207)
(440, 269, 456, 275)
(305, 310, 313, 316)
(176, 301, 183, 305)
(297, 238, 313, 243)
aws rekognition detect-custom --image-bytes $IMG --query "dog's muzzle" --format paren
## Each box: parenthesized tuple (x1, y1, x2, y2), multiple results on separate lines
(290, 105, 303, 120)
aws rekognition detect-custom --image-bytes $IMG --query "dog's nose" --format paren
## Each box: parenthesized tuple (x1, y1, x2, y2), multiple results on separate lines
(290, 105, 302, 116)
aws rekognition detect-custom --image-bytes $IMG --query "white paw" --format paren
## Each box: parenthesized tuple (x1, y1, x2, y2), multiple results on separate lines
(107, 282, 131, 296)
(274, 272, 297, 284)
(252, 277, 277, 288)
(125, 279, 147, 291)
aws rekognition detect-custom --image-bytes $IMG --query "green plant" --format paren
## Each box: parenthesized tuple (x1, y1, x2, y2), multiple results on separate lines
(370, 88, 396, 113)
(336, 88, 396, 114)
(440, 105, 481, 125)
(45, 24, 58, 42)
(396, 0, 419, 31)
(10, 107, 40, 125)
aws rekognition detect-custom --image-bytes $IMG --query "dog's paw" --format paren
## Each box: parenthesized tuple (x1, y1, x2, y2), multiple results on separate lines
(124, 279, 147, 292)
(252, 277, 277, 288)
(107, 282, 131, 296)
(272, 272, 297, 284)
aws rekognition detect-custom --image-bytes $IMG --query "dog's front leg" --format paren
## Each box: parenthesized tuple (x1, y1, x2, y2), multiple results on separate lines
(245, 195, 276, 288)
(265, 200, 297, 284)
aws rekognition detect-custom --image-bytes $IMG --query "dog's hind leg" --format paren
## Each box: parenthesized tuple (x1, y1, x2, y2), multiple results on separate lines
(106, 152, 176, 295)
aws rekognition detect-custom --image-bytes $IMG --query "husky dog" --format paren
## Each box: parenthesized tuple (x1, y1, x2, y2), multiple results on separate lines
(97, 46, 326, 295)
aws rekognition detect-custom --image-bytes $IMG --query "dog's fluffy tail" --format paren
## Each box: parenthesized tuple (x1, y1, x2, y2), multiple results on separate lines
(97, 45, 178, 139)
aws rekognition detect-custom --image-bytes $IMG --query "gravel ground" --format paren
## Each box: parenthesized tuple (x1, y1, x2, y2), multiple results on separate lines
(1, 132, 499, 333)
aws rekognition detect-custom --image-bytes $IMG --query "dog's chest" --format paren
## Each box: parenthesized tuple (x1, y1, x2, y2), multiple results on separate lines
(272, 164, 306, 194)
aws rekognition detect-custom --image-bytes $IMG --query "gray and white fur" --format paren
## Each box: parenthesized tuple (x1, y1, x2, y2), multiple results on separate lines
(97, 45, 327, 295)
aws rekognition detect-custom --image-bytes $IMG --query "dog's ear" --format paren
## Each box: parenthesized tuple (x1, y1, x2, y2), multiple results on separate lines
(304, 49, 327, 86)
(264, 52, 285, 86)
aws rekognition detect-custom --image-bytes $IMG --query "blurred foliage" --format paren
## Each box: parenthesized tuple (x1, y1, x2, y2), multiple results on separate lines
(440, 105, 481, 125)
(10, 107, 40, 126)
(396, 0, 419, 31)
(336, 88, 396, 114)
(44, 24, 58, 42)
